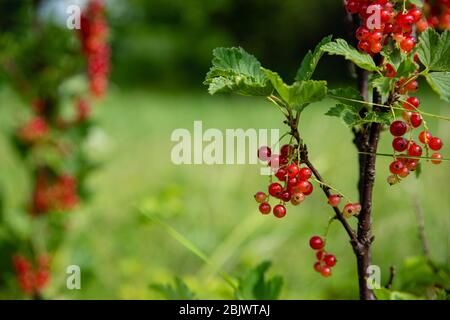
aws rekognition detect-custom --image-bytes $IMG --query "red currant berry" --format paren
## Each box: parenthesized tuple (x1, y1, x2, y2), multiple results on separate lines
(368, 31, 383, 44)
(287, 163, 300, 177)
(273, 204, 287, 218)
(280, 191, 292, 202)
(356, 26, 370, 40)
(403, 97, 420, 110)
(418, 131, 432, 144)
(254, 192, 267, 203)
(275, 168, 287, 181)
(316, 250, 325, 261)
(400, 37, 416, 52)
(406, 159, 418, 171)
(327, 194, 341, 207)
(428, 137, 443, 151)
(258, 146, 271, 161)
(410, 113, 422, 128)
(280, 144, 292, 157)
(358, 40, 371, 52)
(313, 261, 322, 273)
(431, 153, 442, 165)
(298, 167, 312, 180)
(371, 42, 383, 54)
(324, 254, 337, 267)
(287, 177, 298, 187)
(259, 202, 271, 215)
(320, 266, 332, 277)
(405, 80, 419, 92)
(409, 8, 422, 22)
(389, 160, 405, 174)
(398, 167, 410, 178)
(268, 183, 283, 198)
(392, 137, 408, 152)
(343, 203, 356, 218)
(290, 192, 305, 206)
(408, 143, 423, 157)
(390, 120, 408, 136)
(309, 236, 325, 250)
(384, 63, 397, 78)
(298, 180, 313, 195)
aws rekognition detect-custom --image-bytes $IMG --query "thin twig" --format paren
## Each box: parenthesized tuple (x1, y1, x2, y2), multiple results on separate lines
(385, 266, 396, 289)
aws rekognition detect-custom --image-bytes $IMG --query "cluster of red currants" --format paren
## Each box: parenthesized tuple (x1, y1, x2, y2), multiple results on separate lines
(17, 116, 49, 144)
(328, 194, 362, 219)
(423, 0, 450, 30)
(12, 254, 51, 295)
(79, 0, 110, 98)
(254, 144, 314, 218)
(32, 172, 79, 215)
(345, 0, 424, 54)
(309, 236, 337, 277)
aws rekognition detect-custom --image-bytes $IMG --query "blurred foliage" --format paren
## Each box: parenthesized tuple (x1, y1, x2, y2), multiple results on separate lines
(108, 0, 347, 87)
(150, 277, 197, 300)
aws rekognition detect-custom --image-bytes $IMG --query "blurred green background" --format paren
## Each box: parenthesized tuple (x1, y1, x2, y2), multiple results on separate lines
(0, 0, 449, 299)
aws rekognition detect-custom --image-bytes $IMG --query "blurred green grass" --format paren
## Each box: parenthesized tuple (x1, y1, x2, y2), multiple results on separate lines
(0, 86, 449, 299)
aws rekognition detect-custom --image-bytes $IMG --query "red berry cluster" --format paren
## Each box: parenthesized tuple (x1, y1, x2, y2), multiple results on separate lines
(12, 254, 51, 295)
(309, 236, 337, 277)
(255, 144, 314, 218)
(345, 0, 424, 54)
(423, 0, 450, 30)
(387, 97, 444, 184)
(16, 116, 49, 144)
(79, 0, 110, 98)
(32, 172, 79, 215)
(328, 195, 362, 218)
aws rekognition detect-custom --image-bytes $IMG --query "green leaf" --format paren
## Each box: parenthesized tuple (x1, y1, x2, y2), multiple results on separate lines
(425, 72, 450, 102)
(374, 288, 421, 300)
(235, 261, 283, 300)
(263, 69, 327, 111)
(328, 87, 364, 113)
(322, 39, 378, 71)
(204, 47, 273, 96)
(417, 29, 450, 71)
(371, 76, 395, 101)
(325, 104, 346, 117)
(343, 111, 359, 127)
(397, 57, 418, 78)
(408, 0, 423, 7)
(295, 35, 332, 81)
(150, 277, 196, 300)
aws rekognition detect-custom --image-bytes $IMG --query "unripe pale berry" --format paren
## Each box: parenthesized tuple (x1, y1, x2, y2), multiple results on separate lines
(327, 194, 341, 207)
(254, 192, 267, 203)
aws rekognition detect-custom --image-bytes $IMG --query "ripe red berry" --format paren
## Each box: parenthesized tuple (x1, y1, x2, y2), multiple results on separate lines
(257, 146, 271, 161)
(287, 163, 300, 177)
(298, 180, 313, 195)
(384, 63, 397, 78)
(368, 31, 383, 44)
(405, 80, 419, 92)
(298, 167, 312, 180)
(309, 236, 325, 250)
(371, 41, 383, 54)
(254, 192, 267, 203)
(390, 120, 408, 136)
(287, 177, 298, 187)
(259, 202, 271, 215)
(431, 153, 442, 165)
(273, 204, 287, 218)
(280, 191, 292, 202)
(343, 203, 356, 217)
(316, 250, 325, 261)
(275, 168, 287, 181)
(403, 97, 420, 110)
(324, 254, 337, 267)
(327, 194, 341, 207)
(428, 137, 443, 151)
(320, 266, 332, 277)
(389, 160, 405, 174)
(280, 144, 293, 157)
(392, 137, 408, 152)
(409, 8, 422, 22)
(313, 262, 322, 273)
(400, 37, 416, 52)
(356, 26, 370, 40)
(408, 143, 423, 157)
(358, 40, 371, 52)
(410, 113, 422, 128)
(268, 183, 283, 198)
(418, 131, 432, 144)
(398, 167, 410, 178)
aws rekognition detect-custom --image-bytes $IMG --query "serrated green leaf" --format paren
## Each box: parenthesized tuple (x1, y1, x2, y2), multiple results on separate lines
(235, 261, 283, 300)
(150, 277, 196, 300)
(329, 87, 364, 112)
(425, 72, 450, 102)
(343, 111, 359, 126)
(322, 39, 378, 71)
(295, 35, 332, 81)
(397, 57, 418, 78)
(325, 104, 346, 117)
(371, 76, 395, 100)
(381, 48, 402, 69)
(204, 47, 273, 96)
(263, 69, 327, 110)
(417, 29, 450, 71)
